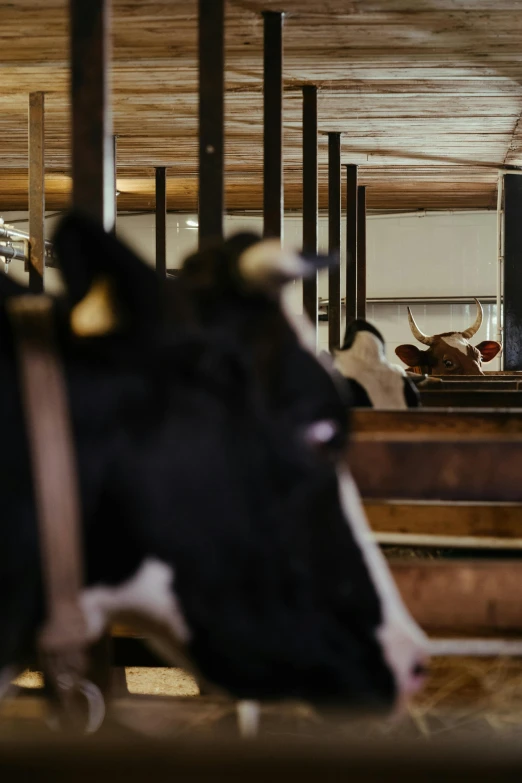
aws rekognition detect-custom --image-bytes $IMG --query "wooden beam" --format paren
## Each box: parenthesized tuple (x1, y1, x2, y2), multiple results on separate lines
(328, 132, 341, 352)
(503, 173, 522, 371)
(155, 166, 167, 281)
(345, 165, 358, 326)
(263, 11, 284, 240)
(366, 502, 522, 548)
(419, 389, 522, 407)
(356, 185, 366, 320)
(198, 0, 224, 249)
(70, 0, 114, 231)
(392, 560, 522, 635)
(348, 435, 522, 502)
(352, 409, 522, 436)
(28, 91, 45, 293)
(302, 85, 318, 335)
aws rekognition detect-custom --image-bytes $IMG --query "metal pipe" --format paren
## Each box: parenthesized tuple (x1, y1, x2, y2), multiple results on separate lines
(0, 244, 26, 262)
(328, 132, 341, 352)
(356, 185, 367, 319)
(345, 165, 358, 323)
(29, 91, 45, 292)
(0, 225, 52, 249)
(263, 11, 284, 241)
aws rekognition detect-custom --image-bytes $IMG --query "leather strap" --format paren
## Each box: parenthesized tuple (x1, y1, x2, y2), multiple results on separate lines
(7, 295, 91, 727)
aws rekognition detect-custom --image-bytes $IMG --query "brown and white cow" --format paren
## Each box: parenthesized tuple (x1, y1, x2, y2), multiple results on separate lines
(395, 299, 502, 375)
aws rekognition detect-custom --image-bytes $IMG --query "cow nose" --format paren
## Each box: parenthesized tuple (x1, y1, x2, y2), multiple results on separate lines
(405, 655, 429, 696)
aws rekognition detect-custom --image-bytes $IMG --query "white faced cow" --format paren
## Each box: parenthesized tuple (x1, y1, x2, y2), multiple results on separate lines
(395, 299, 502, 376)
(334, 320, 420, 409)
(0, 217, 428, 723)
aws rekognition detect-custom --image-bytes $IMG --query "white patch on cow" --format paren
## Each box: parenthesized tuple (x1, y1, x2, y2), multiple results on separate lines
(80, 558, 190, 647)
(304, 419, 339, 445)
(441, 333, 469, 355)
(336, 467, 429, 703)
(334, 331, 408, 409)
(239, 240, 308, 291)
(237, 700, 261, 738)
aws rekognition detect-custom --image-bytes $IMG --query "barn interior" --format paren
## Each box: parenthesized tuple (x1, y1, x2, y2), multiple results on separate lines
(4, 0, 522, 774)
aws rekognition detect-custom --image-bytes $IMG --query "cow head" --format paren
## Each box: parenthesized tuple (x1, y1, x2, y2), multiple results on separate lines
(395, 299, 502, 375)
(167, 233, 350, 455)
(0, 215, 427, 719)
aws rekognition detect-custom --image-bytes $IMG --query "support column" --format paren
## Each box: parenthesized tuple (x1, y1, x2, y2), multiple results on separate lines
(28, 91, 45, 293)
(198, 0, 225, 249)
(70, 0, 114, 231)
(263, 11, 284, 241)
(345, 164, 358, 325)
(328, 132, 341, 352)
(112, 134, 117, 235)
(356, 185, 367, 320)
(155, 167, 167, 282)
(302, 85, 318, 334)
(503, 174, 522, 369)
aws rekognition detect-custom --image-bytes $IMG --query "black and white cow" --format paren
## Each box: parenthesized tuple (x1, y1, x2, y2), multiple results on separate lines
(0, 215, 427, 717)
(334, 320, 420, 409)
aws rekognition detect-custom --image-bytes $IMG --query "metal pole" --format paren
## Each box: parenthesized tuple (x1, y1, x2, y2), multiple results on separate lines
(28, 92, 45, 293)
(356, 185, 367, 320)
(496, 172, 504, 369)
(155, 166, 167, 281)
(345, 164, 358, 325)
(328, 132, 341, 352)
(198, 0, 224, 249)
(503, 174, 522, 370)
(302, 85, 318, 338)
(263, 11, 284, 241)
(70, 0, 114, 232)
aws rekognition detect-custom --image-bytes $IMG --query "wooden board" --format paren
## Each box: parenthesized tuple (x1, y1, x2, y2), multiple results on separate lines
(419, 390, 522, 407)
(348, 435, 522, 501)
(0, 1, 522, 211)
(351, 408, 522, 435)
(366, 501, 522, 548)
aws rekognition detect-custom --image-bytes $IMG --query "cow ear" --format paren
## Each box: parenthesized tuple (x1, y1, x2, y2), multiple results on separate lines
(476, 340, 502, 363)
(395, 344, 426, 368)
(237, 238, 335, 292)
(53, 211, 160, 337)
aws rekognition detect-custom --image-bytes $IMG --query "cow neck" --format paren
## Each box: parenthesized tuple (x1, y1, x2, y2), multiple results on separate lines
(7, 294, 101, 733)
(334, 331, 408, 410)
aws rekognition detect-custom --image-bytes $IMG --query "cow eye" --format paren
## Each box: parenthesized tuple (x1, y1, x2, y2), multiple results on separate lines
(443, 359, 454, 368)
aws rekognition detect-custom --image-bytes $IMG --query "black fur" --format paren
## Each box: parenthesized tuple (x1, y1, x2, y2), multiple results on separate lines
(0, 214, 395, 708)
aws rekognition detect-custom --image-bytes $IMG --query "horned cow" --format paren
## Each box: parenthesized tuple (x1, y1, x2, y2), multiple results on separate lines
(395, 299, 501, 376)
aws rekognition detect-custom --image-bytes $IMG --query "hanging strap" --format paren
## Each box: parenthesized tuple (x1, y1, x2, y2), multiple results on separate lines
(7, 294, 103, 732)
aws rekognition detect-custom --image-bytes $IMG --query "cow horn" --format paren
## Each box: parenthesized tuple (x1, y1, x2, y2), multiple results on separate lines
(461, 298, 483, 339)
(407, 307, 435, 346)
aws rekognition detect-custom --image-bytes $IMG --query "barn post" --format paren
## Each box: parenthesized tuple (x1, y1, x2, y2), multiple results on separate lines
(28, 91, 45, 293)
(503, 174, 522, 370)
(70, 0, 114, 232)
(302, 85, 318, 339)
(263, 11, 284, 241)
(112, 134, 117, 236)
(345, 164, 358, 324)
(155, 166, 167, 281)
(328, 132, 342, 352)
(198, 0, 225, 250)
(356, 184, 367, 320)
(69, 0, 116, 695)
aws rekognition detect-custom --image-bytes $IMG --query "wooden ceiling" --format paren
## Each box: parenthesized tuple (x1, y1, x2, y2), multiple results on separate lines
(1, 0, 522, 213)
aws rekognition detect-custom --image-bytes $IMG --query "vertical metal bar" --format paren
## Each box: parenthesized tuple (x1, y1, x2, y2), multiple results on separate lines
(28, 92, 45, 293)
(70, 0, 114, 231)
(112, 134, 117, 236)
(356, 185, 367, 320)
(263, 11, 284, 241)
(345, 164, 358, 325)
(198, 0, 224, 249)
(503, 174, 522, 370)
(302, 85, 318, 335)
(155, 166, 167, 282)
(328, 132, 341, 352)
